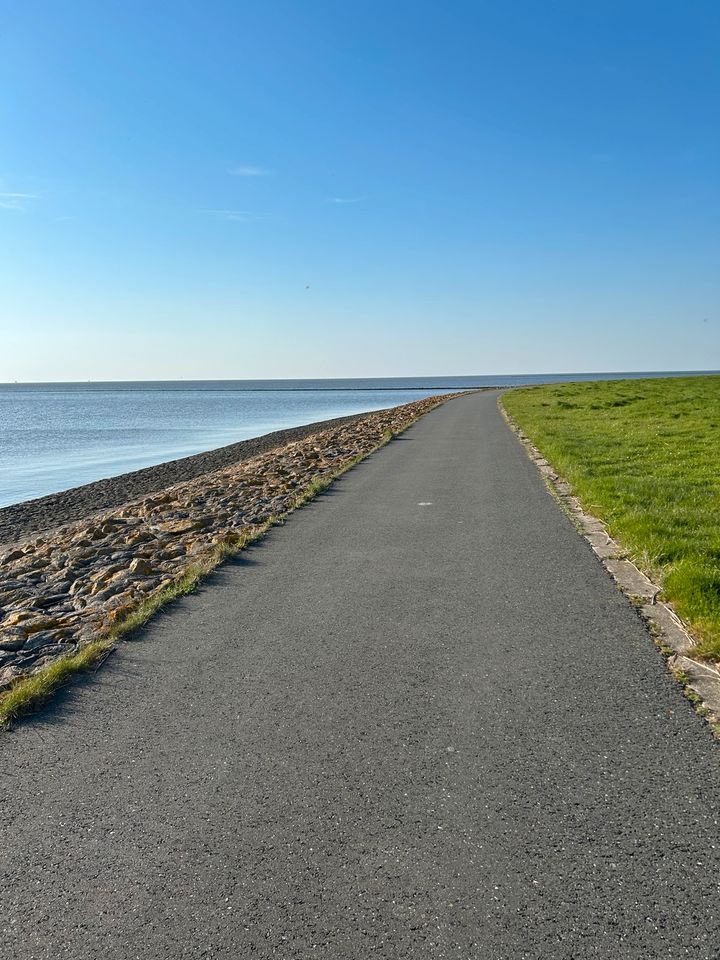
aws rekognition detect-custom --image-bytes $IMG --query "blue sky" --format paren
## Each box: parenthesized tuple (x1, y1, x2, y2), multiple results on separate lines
(1, 0, 718, 380)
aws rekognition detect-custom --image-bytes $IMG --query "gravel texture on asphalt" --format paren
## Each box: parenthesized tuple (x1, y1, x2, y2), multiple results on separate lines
(2, 390, 720, 959)
(0, 412, 370, 546)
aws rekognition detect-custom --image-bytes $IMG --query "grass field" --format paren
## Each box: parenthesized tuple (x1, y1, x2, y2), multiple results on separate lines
(502, 376, 720, 661)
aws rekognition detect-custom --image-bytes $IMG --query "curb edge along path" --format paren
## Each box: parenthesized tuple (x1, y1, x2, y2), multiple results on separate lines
(499, 395, 720, 732)
(3, 390, 720, 960)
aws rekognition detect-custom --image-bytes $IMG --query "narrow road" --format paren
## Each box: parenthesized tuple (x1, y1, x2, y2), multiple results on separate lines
(2, 391, 719, 959)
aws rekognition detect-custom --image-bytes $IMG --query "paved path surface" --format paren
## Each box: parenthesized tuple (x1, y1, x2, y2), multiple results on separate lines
(2, 391, 720, 959)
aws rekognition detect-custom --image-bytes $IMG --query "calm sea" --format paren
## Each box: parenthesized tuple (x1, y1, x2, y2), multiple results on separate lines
(0, 373, 714, 508)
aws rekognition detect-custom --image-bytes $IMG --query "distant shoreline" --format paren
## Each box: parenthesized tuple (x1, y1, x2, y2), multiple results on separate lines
(2, 370, 718, 388)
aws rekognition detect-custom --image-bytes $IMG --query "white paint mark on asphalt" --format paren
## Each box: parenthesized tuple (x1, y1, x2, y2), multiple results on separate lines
(417, 502, 433, 506)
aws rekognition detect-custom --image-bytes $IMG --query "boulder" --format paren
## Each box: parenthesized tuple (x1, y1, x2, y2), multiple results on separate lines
(0, 628, 27, 652)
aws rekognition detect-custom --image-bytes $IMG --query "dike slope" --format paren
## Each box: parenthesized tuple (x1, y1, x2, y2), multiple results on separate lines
(0, 412, 375, 547)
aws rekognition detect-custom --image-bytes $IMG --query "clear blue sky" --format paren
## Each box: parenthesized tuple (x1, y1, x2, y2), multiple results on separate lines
(1, 0, 718, 381)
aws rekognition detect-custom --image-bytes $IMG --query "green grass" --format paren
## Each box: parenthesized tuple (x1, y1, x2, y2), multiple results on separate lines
(0, 400, 444, 728)
(0, 640, 113, 728)
(502, 376, 720, 660)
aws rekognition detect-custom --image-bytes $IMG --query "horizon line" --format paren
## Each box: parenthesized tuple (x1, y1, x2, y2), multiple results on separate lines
(2, 369, 718, 387)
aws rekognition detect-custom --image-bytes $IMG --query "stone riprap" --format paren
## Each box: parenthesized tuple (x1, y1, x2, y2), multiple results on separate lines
(0, 412, 382, 548)
(0, 395, 456, 693)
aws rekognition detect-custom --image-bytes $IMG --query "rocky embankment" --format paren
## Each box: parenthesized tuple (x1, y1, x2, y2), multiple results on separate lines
(0, 411, 375, 547)
(0, 395, 456, 693)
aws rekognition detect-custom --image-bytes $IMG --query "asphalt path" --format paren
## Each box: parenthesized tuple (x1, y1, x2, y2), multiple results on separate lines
(2, 390, 720, 959)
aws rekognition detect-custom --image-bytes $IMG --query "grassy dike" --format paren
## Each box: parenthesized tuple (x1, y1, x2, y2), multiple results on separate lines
(502, 376, 720, 661)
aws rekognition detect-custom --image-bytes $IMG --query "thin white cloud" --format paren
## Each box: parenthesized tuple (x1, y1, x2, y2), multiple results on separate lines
(204, 209, 269, 223)
(0, 192, 39, 210)
(327, 196, 361, 204)
(229, 165, 269, 177)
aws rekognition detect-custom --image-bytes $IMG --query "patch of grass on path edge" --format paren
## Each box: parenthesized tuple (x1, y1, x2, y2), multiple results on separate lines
(0, 405, 443, 729)
(0, 640, 114, 728)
